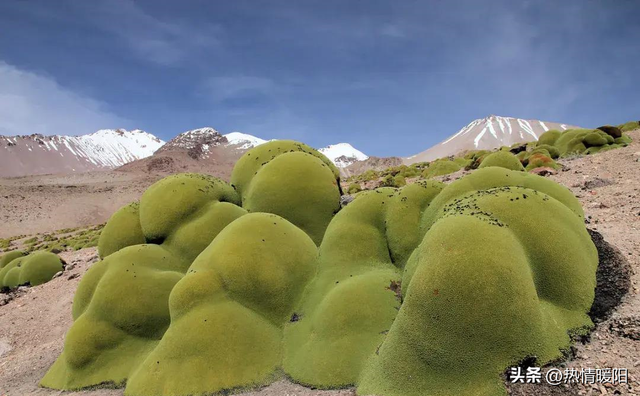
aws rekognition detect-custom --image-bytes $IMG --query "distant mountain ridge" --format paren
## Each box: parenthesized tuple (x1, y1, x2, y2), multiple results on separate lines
(2, 116, 569, 179)
(155, 127, 369, 169)
(0, 129, 164, 178)
(405, 115, 578, 164)
(319, 143, 369, 168)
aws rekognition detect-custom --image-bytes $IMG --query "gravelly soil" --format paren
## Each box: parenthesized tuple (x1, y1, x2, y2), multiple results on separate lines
(1, 130, 639, 396)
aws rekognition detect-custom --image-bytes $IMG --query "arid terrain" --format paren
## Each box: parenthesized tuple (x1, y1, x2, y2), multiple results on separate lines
(0, 130, 639, 396)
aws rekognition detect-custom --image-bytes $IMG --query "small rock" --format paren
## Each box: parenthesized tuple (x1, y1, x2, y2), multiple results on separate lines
(340, 195, 355, 207)
(67, 273, 80, 281)
(52, 271, 64, 279)
(529, 167, 557, 176)
(582, 178, 614, 190)
(609, 315, 640, 340)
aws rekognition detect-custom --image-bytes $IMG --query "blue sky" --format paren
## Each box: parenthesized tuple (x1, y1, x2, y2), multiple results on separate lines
(1, 0, 638, 157)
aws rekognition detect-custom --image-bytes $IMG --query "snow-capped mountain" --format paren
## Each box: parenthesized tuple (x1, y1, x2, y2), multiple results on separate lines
(155, 127, 227, 159)
(405, 115, 578, 164)
(319, 143, 369, 168)
(156, 128, 368, 169)
(224, 132, 267, 149)
(0, 129, 164, 177)
(155, 127, 271, 160)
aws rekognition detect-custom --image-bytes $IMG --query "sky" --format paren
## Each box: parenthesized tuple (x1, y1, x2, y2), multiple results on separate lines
(0, 0, 639, 157)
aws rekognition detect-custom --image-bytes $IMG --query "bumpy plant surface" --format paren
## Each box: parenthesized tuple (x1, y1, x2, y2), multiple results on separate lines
(478, 151, 525, 171)
(552, 128, 629, 157)
(421, 159, 465, 178)
(42, 141, 598, 396)
(0, 250, 64, 289)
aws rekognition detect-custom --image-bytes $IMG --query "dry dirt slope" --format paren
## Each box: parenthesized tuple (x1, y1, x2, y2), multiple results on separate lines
(0, 131, 639, 396)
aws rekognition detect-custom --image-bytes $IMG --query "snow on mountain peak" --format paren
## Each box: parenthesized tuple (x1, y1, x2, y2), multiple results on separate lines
(0, 128, 165, 177)
(319, 143, 369, 168)
(157, 127, 227, 154)
(224, 132, 268, 149)
(405, 115, 578, 164)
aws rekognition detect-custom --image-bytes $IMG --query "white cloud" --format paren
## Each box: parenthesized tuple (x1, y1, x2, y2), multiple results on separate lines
(89, 0, 223, 66)
(203, 76, 278, 102)
(380, 24, 406, 38)
(0, 61, 129, 136)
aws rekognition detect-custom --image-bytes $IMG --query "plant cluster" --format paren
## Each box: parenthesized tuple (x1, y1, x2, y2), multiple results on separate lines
(42, 141, 597, 396)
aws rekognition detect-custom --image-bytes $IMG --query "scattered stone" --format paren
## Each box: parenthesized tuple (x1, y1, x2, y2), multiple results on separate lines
(0, 339, 12, 358)
(529, 167, 557, 176)
(581, 178, 614, 190)
(340, 195, 355, 207)
(67, 273, 79, 281)
(51, 271, 64, 279)
(0, 287, 28, 306)
(509, 143, 527, 154)
(609, 316, 640, 341)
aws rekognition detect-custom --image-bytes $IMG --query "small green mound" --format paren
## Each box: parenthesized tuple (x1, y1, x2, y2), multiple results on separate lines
(347, 183, 362, 194)
(537, 129, 562, 146)
(478, 151, 525, 171)
(532, 144, 560, 159)
(98, 202, 145, 258)
(0, 250, 26, 269)
(615, 134, 632, 146)
(0, 251, 64, 289)
(421, 159, 463, 178)
(617, 120, 640, 132)
(525, 153, 560, 171)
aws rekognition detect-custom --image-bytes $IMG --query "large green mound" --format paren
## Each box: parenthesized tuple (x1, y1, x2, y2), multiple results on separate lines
(42, 142, 598, 396)
(230, 140, 342, 245)
(0, 250, 64, 289)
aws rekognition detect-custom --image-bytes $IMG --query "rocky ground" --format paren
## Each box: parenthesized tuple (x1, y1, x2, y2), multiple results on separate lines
(0, 171, 156, 238)
(0, 130, 638, 396)
(0, 153, 236, 239)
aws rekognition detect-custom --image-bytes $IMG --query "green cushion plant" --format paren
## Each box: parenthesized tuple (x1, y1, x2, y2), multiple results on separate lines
(42, 143, 597, 396)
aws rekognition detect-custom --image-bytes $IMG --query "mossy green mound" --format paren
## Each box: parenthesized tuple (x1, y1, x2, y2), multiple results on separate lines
(421, 159, 463, 178)
(43, 147, 597, 396)
(41, 244, 187, 390)
(553, 128, 618, 157)
(617, 120, 640, 132)
(98, 202, 145, 258)
(532, 144, 560, 159)
(284, 180, 445, 388)
(0, 250, 26, 269)
(230, 140, 340, 196)
(0, 251, 64, 289)
(125, 213, 317, 395)
(347, 183, 362, 194)
(525, 153, 560, 171)
(231, 141, 341, 245)
(615, 134, 632, 146)
(537, 129, 562, 146)
(478, 151, 525, 171)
